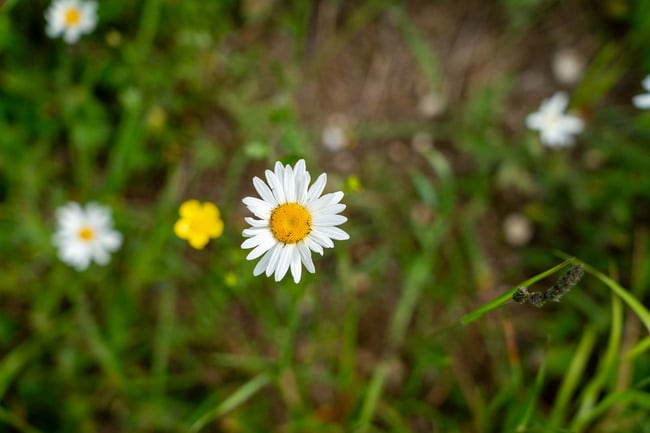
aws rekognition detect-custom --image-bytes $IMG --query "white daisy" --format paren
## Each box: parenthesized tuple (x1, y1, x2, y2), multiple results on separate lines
(53, 201, 123, 271)
(241, 159, 349, 283)
(526, 92, 584, 148)
(45, 0, 97, 44)
(633, 75, 650, 109)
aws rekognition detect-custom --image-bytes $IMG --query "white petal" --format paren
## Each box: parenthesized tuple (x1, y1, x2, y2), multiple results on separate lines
(559, 115, 584, 134)
(317, 203, 346, 215)
(306, 173, 327, 202)
(283, 164, 295, 203)
(546, 92, 568, 112)
(253, 177, 277, 206)
(314, 225, 349, 240)
(253, 249, 273, 276)
(297, 243, 315, 273)
(295, 162, 311, 204)
(642, 75, 650, 92)
(274, 244, 295, 282)
(633, 93, 650, 109)
(244, 217, 268, 228)
(265, 170, 286, 204)
(242, 197, 273, 219)
(265, 243, 283, 277)
(308, 230, 335, 249)
(308, 192, 344, 213)
(98, 230, 122, 252)
(274, 161, 286, 185)
(242, 229, 273, 249)
(525, 112, 542, 131)
(313, 214, 347, 226)
(303, 236, 324, 255)
(290, 252, 302, 283)
(245, 234, 277, 260)
(242, 227, 271, 238)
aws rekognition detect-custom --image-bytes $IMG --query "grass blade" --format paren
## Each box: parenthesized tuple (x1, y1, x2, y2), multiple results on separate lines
(189, 372, 272, 432)
(461, 257, 575, 325)
(354, 362, 388, 433)
(548, 326, 598, 427)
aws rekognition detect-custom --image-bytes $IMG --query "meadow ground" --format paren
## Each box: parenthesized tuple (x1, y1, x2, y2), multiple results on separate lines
(1, 0, 650, 432)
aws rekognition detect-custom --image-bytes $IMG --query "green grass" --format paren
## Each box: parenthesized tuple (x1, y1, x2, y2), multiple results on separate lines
(1, 1, 650, 432)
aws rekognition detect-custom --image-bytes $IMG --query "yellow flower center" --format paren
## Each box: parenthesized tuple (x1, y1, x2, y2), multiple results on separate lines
(78, 226, 95, 242)
(64, 8, 81, 26)
(270, 203, 312, 244)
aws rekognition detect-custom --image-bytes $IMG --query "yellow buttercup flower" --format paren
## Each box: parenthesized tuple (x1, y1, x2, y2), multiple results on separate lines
(174, 200, 224, 249)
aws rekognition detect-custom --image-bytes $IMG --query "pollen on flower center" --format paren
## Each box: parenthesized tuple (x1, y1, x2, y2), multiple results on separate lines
(270, 203, 312, 244)
(64, 8, 81, 26)
(78, 226, 95, 242)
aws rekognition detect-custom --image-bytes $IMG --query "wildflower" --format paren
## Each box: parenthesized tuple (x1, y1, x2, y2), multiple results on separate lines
(502, 212, 534, 247)
(552, 48, 585, 86)
(632, 75, 650, 109)
(53, 201, 122, 271)
(241, 159, 349, 283)
(322, 115, 351, 152)
(45, 0, 97, 44)
(174, 200, 224, 249)
(526, 92, 584, 148)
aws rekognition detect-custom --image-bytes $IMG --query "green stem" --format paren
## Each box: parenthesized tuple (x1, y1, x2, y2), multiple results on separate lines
(461, 257, 575, 325)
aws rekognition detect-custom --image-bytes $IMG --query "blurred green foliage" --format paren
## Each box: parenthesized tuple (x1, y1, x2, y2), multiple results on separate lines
(1, 0, 650, 432)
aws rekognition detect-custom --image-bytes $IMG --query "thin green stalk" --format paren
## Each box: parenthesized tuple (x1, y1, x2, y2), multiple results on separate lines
(388, 253, 435, 347)
(568, 390, 650, 428)
(548, 326, 598, 428)
(570, 294, 622, 431)
(354, 362, 388, 433)
(340, 286, 359, 386)
(188, 372, 272, 433)
(583, 263, 650, 333)
(68, 284, 124, 389)
(626, 336, 650, 359)
(461, 258, 575, 325)
(151, 283, 176, 402)
(516, 351, 548, 432)
(388, 5, 442, 91)
(0, 341, 40, 399)
(0, 406, 43, 433)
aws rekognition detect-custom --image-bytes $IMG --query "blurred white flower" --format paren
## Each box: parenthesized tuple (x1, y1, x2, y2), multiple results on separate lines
(322, 124, 348, 152)
(321, 114, 352, 152)
(241, 159, 349, 283)
(417, 91, 446, 118)
(526, 92, 584, 148)
(53, 202, 122, 271)
(552, 48, 585, 86)
(45, 0, 97, 44)
(502, 213, 533, 247)
(632, 75, 650, 109)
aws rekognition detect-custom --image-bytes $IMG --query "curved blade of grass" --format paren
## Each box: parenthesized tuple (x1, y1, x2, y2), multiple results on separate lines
(548, 326, 598, 428)
(0, 406, 43, 433)
(354, 362, 388, 433)
(516, 351, 548, 432)
(0, 341, 40, 399)
(189, 372, 272, 432)
(571, 258, 650, 333)
(569, 390, 650, 429)
(570, 294, 622, 430)
(461, 257, 575, 325)
(626, 336, 650, 359)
